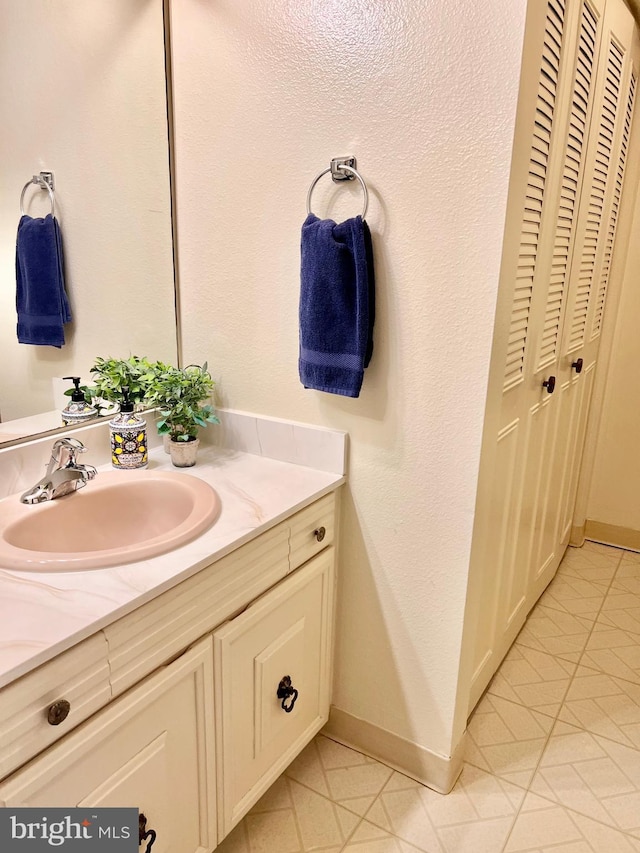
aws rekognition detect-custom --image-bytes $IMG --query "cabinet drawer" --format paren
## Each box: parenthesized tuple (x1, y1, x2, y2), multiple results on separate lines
(289, 492, 336, 571)
(214, 548, 334, 839)
(0, 633, 111, 781)
(0, 636, 216, 853)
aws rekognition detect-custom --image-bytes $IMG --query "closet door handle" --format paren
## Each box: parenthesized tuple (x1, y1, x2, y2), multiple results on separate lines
(542, 376, 556, 394)
(571, 358, 584, 374)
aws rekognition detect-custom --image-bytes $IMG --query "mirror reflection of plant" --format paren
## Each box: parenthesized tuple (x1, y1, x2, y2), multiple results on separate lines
(88, 355, 156, 413)
(146, 362, 220, 442)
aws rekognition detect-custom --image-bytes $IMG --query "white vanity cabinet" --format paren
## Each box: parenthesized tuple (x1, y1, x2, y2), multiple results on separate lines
(0, 638, 216, 853)
(0, 490, 338, 852)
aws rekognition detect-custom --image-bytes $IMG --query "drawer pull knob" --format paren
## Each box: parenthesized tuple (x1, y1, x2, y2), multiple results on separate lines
(277, 675, 299, 713)
(47, 699, 71, 726)
(139, 813, 157, 851)
(314, 526, 326, 542)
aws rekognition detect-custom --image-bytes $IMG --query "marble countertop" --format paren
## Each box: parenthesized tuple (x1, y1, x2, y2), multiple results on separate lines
(0, 444, 344, 689)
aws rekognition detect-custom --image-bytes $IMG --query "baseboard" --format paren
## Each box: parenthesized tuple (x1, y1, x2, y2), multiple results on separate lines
(323, 706, 466, 794)
(570, 523, 586, 547)
(584, 520, 640, 552)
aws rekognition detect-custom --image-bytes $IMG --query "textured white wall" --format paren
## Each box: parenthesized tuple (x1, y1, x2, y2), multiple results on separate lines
(171, 0, 526, 758)
(0, 0, 176, 422)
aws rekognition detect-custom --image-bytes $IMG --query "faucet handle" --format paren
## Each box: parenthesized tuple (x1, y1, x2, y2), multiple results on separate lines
(48, 437, 88, 473)
(53, 437, 87, 453)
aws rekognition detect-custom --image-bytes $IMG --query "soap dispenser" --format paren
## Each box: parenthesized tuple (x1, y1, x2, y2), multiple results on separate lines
(61, 376, 98, 426)
(108, 386, 148, 469)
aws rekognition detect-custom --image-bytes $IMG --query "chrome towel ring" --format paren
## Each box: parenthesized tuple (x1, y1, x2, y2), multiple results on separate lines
(306, 157, 369, 219)
(20, 171, 56, 217)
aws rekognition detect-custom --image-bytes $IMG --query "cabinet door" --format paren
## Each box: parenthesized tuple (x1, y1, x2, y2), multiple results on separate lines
(0, 637, 216, 853)
(214, 549, 334, 840)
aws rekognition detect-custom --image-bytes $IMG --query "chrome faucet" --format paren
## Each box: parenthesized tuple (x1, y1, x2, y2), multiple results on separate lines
(20, 437, 98, 504)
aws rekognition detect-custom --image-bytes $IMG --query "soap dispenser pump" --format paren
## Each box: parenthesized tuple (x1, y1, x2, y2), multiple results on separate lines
(61, 376, 98, 426)
(108, 386, 148, 469)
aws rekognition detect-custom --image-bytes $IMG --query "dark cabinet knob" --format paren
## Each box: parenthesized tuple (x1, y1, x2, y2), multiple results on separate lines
(542, 375, 556, 394)
(139, 813, 157, 851)
(572, 358, 584, 374)
(277, 675, 299, 713)
(314, 527, 326, 542)
(47, 699, 71, 726)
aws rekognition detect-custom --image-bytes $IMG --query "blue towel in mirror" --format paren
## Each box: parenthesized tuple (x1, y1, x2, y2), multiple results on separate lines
(299, 214, 375, 397)
(16, 214, 71, 347)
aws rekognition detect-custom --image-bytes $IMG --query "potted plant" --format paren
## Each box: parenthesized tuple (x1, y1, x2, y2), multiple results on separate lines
(88, 355, 156, 414)
(146, 362, 220, 467)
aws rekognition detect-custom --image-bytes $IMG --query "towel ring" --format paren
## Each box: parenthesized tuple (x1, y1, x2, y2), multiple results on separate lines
(20, 175, 55, 217)
(306, 164, 369, 219)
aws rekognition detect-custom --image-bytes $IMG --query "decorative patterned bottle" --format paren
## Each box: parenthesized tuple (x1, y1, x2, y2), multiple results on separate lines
(61, 376, 98, 426)
(109, 386, 148, 469)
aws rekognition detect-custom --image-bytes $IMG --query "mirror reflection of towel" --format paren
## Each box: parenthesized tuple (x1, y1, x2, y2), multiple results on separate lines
(16, 213, 71, 347)
(299, 214, 375, 398)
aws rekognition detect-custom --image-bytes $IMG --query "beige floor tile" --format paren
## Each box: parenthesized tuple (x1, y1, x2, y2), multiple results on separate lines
(580, 621, 640, 685)
(228, 774, 363, 852)
(285, 739, 331, 798)
(342, 822, 425, 852)
(559, 542, 622, 583)
(599, 582, 640, 635)
(289, 779, 359, 849)
(421, 764, 524, 852)
(285, 734, 393, 817)
(250, 775, 293, 812)
(528, 719, 640, 837)
(504, 791, 640, 852)
(538, 574, 610, 620)
(516, 605, 594, 662)
(316, 736, 370, 770)
(245, 809, 302, 853)
(558, 665, 640, 749)
(365, 787, 444, 851)
(365, 763, 525, 853)
(215, 821, 250, 853)
(612, 573, 640, 594)
(619, 551, 640, 568)
(324, 761, 394, 803)
(487, 643, 576, 716)
(466, 693, 554, 787)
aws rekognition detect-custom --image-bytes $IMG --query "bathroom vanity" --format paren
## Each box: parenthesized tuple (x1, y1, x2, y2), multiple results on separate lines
(0, 420, 345, 852)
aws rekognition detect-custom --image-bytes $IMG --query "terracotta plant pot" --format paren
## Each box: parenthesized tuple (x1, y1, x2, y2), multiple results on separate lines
(169, 437, 199, 468)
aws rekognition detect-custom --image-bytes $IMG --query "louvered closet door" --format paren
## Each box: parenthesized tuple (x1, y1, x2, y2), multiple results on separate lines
(551, 0, 640, 579)
(468, 0, 639, 713)
(469, 0, 599, 709)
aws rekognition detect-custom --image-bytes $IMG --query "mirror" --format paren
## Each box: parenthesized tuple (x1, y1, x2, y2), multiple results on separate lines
(0, 0, 177, 445)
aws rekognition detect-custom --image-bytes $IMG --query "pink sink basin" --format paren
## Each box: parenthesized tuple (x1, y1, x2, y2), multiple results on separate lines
(0, 470, 221, 572)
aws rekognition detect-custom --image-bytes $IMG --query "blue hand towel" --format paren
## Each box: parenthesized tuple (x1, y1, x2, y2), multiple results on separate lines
(16, 214, 72, 347)
(299, 213, 375, 397)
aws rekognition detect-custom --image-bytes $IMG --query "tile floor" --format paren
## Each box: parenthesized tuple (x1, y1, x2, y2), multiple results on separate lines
(217, 542, 640, 852)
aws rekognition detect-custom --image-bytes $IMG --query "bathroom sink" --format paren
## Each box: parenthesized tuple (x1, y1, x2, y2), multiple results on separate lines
(0, 470, 221, 572)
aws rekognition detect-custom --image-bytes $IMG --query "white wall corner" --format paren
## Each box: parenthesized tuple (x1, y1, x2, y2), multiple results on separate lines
(324, 706, 467, 795)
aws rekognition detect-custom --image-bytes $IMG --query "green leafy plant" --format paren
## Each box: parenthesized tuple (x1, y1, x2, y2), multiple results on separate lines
(88, 355, 156, 411)
(146, 362, 220, 442)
